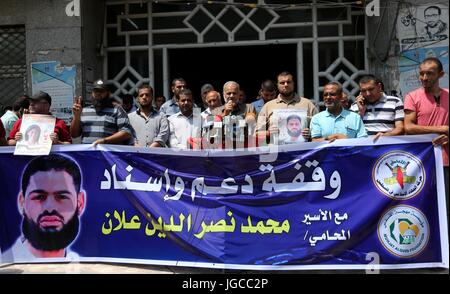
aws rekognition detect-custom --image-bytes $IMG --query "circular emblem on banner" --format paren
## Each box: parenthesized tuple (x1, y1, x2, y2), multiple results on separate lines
(372, 150, 425, 199)
(378, 205, 429, 258)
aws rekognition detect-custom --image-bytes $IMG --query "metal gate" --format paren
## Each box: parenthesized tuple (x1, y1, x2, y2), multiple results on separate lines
(104, 0, 368, 105)
(0, 25, 27, 112)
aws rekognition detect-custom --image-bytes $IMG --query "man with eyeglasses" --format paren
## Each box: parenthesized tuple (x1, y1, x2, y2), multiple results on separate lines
(350, 75, 404, 141)
(311, 82, 367, 142)
(8, 91, 71, 146)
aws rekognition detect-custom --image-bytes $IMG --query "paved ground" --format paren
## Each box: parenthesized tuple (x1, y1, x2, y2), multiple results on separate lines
(0, 262, 448, 274)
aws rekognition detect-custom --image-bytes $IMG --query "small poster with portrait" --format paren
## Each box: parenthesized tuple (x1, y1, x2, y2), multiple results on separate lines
(14, 114, 56, 156)
(272, 109, 308, 144)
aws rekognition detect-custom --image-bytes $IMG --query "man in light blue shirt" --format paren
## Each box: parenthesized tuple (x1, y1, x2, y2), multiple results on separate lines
(159, 78, 187, 117)
(311, 82, 367, 142)
(251, 79, 277, 115)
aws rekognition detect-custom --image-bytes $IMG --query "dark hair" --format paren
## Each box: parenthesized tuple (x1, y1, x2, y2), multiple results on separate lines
(177, 88, 193, 99)
(122, 94, 134, 104)
(358, 74, 382, 85)
(24, 125, 41, 141)
(277, 71, 293, 80)
(324, 81, 343, 94)
(171, 78, 186, 87)
(421, 57, 444, 72)
(21, 154, 82, 195)
(424, 5, 441, 15)
(12, 96, 30, 112)
(261, 79, 276, 92)
(138, 84, 154, 96)
(287, 114, 301, 124)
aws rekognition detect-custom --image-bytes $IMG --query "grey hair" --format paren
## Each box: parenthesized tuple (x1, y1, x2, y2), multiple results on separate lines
(223, 81, 240, 92)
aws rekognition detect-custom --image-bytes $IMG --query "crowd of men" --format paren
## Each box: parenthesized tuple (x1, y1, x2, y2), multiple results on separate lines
(0, 56, 448, 189)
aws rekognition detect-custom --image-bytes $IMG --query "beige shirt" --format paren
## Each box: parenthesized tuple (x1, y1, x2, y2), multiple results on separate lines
(256, 94, 318, 132)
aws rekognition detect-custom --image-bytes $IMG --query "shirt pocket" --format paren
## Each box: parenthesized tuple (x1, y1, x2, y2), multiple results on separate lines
(345, 126, 357, 138)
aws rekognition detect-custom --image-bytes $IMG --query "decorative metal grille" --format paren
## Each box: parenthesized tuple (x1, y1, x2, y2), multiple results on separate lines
(104, 0, 367, 104)
(0, 25, 27, 110)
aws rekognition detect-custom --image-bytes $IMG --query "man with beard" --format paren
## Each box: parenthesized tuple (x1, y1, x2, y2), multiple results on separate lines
(256, 72, 318, 145)
(1, 154, 85, 261)
(70, 79, 135, 146)
(128, 84, 169, 147)
(284, 115, 304, 143)
(310, 82, 367, 142)
(8, 92, 71, 146)
(168, 89, 202, 149)
(404, 57, 448, 216)
(159, 78, 187, 117)
(252, 79, 277, 115)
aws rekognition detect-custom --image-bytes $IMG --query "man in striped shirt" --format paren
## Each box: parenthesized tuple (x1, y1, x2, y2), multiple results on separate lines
(350, 75, 404, 140)
(70, 79, 135, 146)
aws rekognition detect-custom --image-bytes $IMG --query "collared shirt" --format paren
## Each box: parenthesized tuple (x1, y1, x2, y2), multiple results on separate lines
(404, 87, 449, 166)
(1, 237, 80, 263)
(159, 97, 179, 117)
(8, 116, 72, 143)
(350, 93, 404, 135)
(168, 112, 202, 149)
(201, 107, 214, 120)
(160, 98, 199, 117)
(310, 108, 367, 139)
(128, 108, 169, 147)
(257, 94, 318, 132)
(1, 110, 19, 138)
(79, 105, 135, 144)
(251, 98, 265, 115)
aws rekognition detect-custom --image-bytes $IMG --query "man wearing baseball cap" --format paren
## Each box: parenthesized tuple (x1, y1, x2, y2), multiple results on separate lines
(7, 91, 72, 146)
(70, 79, 135, 145)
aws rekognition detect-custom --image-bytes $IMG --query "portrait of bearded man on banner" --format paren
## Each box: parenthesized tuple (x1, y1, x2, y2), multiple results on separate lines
(1, 154, 85, 262)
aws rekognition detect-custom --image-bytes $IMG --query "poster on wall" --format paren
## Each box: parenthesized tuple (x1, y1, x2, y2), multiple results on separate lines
(31, 61, 77, 124)
(396, 4, 449, 96)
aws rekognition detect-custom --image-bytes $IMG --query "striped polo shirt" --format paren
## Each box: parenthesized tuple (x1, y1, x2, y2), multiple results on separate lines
(80, 104, 135, 144)
(350, 94, 404, 135)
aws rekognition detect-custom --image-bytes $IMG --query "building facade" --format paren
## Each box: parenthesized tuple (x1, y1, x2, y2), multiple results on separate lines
(0, 0, 448, 115)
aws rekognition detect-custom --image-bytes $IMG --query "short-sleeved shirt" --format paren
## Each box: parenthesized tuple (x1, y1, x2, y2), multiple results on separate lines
(1, 110, 19, 138)
(251, 98, 265, 115)
(310, 108, 368, 139)
(79, 105, 135, 145)
(350, 94, 404, 135)
(128, 108, 169, 147)
(8, 116, 72, 143)
(159, 97, 179, 117)
(1, 237, 80, 263)
(168, 112, 202, 149)
(257, 94, 318, 132)
(404, 87, 449, 166)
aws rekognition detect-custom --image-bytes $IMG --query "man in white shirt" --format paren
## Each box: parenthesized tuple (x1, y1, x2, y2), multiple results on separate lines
(168, 89, 202, 149)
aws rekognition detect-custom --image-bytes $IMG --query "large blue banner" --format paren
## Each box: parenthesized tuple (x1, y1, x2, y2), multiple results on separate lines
(0, 135, 448, 270)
